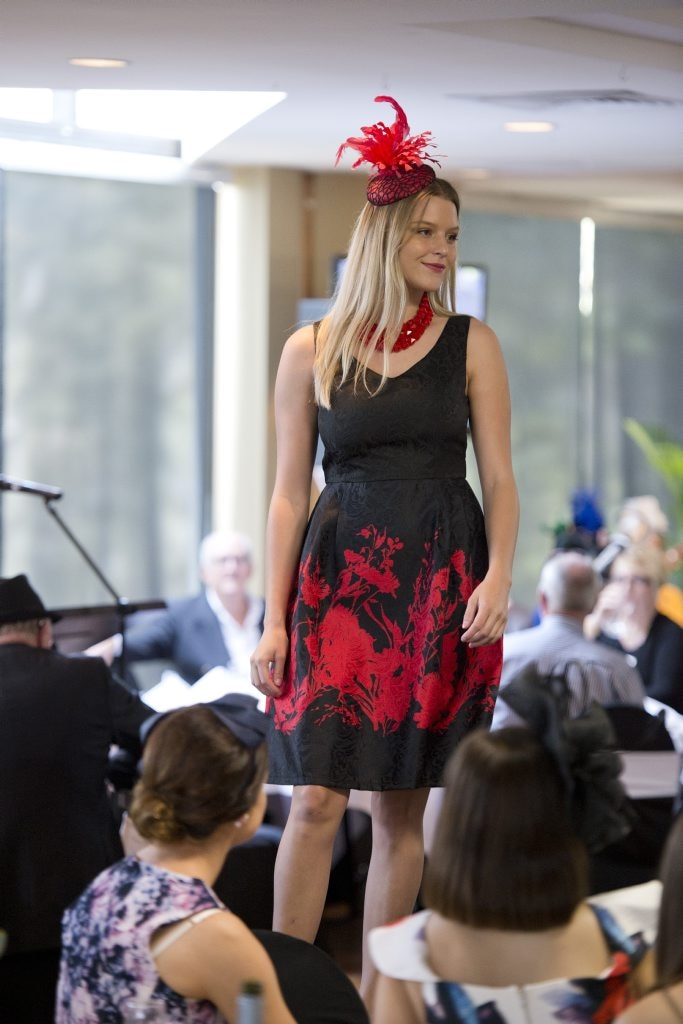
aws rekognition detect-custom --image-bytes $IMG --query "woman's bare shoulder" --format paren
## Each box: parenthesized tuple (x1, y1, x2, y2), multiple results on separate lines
(283, 322, 315, 357)
(155, 908, 266, 984)
(465, 317, 508, 389)
(466, 315, 501, 350)
(156, 906, 250, 956)
(194, 912, 285, 986)
(156, 908, 295, 1021)
(201, 906, 254, 940)
(277, 323, 316, 386)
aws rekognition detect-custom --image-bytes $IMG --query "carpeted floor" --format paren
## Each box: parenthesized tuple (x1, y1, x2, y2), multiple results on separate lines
(318, 901, 363, 981)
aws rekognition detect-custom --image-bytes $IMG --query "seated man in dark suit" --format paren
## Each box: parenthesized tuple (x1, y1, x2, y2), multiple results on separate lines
(87, 529, 265, 684)
(0, 574, 151, 1023)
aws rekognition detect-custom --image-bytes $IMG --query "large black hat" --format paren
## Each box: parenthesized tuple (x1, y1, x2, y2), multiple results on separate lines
(0, 574, 61, 626)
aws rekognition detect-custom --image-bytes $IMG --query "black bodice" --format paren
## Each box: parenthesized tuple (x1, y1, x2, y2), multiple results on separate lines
(319, 316, 470, 484)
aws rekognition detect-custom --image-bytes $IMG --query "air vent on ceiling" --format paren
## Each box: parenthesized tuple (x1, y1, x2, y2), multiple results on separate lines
(448, 89, 679, 109)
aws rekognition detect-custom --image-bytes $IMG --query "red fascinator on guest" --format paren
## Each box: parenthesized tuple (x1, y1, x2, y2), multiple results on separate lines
(336, 95, 440, 206)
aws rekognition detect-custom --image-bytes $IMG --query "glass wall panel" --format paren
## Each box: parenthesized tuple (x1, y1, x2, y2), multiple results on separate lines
(593, 225, 683, 530)
(0, 171, 199, 610)
(459, 211, 581, 607)
(459, 211, 682, 606)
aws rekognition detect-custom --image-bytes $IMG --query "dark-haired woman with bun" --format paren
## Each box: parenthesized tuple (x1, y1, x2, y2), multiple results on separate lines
(56, 697, 296, 1024)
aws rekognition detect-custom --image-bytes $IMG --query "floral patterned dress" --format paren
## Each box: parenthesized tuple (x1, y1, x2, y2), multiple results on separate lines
(268, 315, 502, 789)
(56, 857, 226, 1023)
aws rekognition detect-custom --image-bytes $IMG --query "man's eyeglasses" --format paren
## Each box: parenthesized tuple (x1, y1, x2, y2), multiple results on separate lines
(209, 554, 250, 566)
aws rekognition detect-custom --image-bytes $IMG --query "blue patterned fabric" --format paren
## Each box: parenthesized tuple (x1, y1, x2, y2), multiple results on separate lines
(370, 902, 651, 1024)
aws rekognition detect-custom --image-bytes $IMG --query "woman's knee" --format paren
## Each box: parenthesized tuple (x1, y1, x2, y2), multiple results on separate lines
(370, 789, 430, 839)
(289, 785, 349, 832)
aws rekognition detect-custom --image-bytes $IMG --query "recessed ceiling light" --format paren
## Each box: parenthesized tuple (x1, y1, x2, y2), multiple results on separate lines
(458, 168, 492, 180)
(504, 121, 555, 133)
(69, 58, 129, 69)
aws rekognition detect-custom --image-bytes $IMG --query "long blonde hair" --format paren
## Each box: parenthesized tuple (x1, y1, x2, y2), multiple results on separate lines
(314, 178, 460, 408)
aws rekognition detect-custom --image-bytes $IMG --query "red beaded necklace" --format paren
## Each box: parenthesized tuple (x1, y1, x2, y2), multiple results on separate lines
(366, 292, 433, 353)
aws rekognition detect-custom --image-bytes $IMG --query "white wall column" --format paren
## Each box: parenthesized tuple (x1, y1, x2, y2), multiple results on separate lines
(212, 167, 302, 591)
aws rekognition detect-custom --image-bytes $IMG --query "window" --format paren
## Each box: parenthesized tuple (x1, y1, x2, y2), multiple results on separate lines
(0, 170, 209, 609)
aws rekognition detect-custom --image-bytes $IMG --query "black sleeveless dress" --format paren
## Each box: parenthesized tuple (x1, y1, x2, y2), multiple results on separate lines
(268, 315, 502, 790)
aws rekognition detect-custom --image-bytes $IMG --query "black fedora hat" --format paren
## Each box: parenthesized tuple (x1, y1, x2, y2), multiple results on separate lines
(0, 574, 61, 626)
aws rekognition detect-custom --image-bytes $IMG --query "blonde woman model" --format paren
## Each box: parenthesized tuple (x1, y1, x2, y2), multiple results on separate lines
(251, 96, 518, 999)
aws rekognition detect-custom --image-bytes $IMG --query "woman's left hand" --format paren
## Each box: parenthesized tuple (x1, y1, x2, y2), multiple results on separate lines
(460, 575, 509, 646)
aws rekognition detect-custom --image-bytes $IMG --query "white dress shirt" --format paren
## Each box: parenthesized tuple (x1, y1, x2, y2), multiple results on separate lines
(205, 589, 263, 677)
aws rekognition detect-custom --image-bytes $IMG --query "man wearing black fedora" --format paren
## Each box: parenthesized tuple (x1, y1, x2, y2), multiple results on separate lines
(0, 574, 151, 1022)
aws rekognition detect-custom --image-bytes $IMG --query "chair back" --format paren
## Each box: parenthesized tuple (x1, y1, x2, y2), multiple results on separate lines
(602, 703, 681, 801)
(589, 703, 681, 893)
(253, 929, 369, 1024)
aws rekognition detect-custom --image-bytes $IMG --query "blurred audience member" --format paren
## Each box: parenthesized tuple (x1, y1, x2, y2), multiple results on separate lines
(587, 544, 683, 714)
(0, 574, 150, 1024)
(599, 495, 683, 627)
(370, 674, 653, 1024)
(56, 696, 296, 1024)
(504, 597, 534, 634)
(492, 552, 645, 729)
(616, 812, 683, 1024)
(87, 529, 264, 684)
(553, 487, 608, 557)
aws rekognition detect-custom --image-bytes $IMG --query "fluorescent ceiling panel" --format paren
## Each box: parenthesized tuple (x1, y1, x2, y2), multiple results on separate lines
(0, 88, 53, 123)
(0, 137, 186, 182)
(75, 90, 286, 162)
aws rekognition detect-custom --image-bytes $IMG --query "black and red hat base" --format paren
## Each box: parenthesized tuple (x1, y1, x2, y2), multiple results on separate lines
(367, 165, 436, 206)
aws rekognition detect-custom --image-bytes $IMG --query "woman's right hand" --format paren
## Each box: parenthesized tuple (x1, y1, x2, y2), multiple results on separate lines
(250, 625, 290, 698)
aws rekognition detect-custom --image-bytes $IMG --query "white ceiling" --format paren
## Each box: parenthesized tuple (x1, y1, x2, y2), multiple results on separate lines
(1, 0, 682, 218)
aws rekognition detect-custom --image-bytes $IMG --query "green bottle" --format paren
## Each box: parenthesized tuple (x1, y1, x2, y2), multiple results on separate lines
(237, 979, 264, 1024)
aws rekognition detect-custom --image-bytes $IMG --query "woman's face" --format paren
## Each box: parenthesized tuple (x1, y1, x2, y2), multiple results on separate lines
(398, 195, 459, 305)
(609, 556, 659, 622)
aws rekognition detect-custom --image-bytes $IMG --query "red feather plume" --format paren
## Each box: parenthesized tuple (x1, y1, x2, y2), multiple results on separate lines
(336, 95, 440, 176)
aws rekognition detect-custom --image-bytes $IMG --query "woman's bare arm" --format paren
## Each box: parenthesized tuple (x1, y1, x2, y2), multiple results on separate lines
(251, 324, 318, 695)
(461, 318, 519, 646)
(155, 911, 297, 1023)
(373, 974, 425, 1024)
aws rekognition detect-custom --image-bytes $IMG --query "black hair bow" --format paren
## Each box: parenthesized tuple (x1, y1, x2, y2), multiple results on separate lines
(500, 664, 634, 853)
(140, 693, 269, 750)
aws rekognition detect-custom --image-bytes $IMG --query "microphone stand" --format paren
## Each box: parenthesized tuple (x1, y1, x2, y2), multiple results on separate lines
(1, 475, 163, 688)
(42, 497, 140, 685)
(43, 496, 126, 600)
(42, 497, 157, 693)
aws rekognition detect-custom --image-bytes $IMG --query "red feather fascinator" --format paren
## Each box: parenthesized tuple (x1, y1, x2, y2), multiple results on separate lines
(336, 95, 440, 206)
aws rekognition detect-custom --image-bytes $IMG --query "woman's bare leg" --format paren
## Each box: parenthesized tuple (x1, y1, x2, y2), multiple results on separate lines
(360, 788, 430, 1005)
(272, 785, 349, 940)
